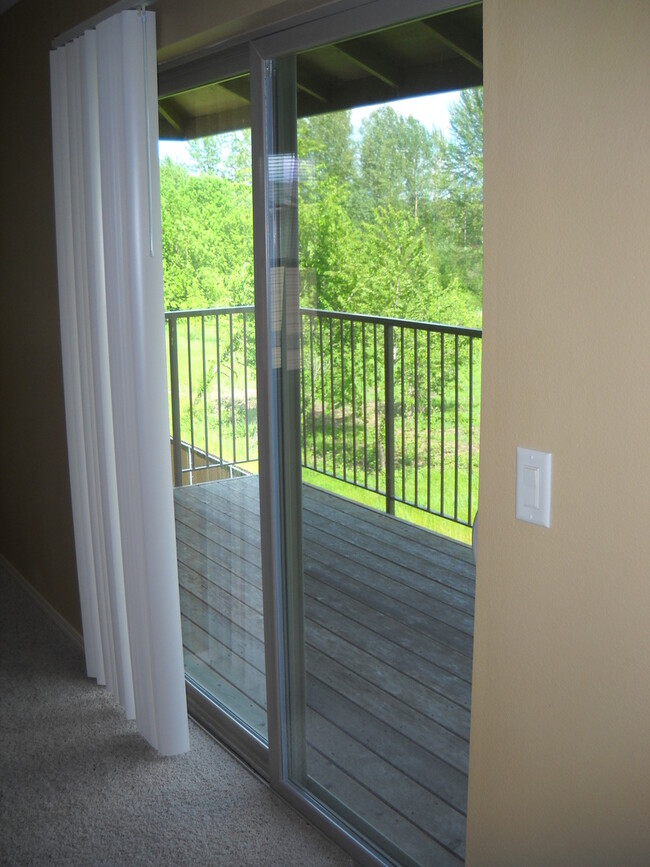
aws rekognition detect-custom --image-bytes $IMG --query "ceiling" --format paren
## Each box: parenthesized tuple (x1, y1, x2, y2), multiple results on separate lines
(158, 3, 482, 140)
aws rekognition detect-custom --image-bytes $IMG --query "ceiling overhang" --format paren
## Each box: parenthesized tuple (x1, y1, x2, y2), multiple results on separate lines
(158, 3, 482, 141)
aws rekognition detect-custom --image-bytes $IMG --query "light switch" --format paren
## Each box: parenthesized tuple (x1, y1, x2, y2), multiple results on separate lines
(516, 447, 552, 527)
(522, 465, 539, 508)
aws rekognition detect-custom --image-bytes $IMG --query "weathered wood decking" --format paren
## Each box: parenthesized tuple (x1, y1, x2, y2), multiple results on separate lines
(174, 475, 474, 865)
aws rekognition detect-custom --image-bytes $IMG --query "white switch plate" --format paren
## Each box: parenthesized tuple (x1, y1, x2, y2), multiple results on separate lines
(516, 447, 552, 527)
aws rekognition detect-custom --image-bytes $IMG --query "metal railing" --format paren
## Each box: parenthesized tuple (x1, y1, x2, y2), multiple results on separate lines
(166, 306, 481, 529)
(167, 306, 258, 488)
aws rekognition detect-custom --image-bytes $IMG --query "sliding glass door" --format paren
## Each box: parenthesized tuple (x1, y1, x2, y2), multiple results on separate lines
(253, 3, 479, 862)
(160, 1, 480, 861)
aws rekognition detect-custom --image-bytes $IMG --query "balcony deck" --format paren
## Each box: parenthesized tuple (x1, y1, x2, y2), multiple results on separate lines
(174, 475, 474, 865)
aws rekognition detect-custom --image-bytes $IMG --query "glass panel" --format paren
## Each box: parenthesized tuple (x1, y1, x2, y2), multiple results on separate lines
(160, 73, 268, 743)
(266, 13, 482, 862)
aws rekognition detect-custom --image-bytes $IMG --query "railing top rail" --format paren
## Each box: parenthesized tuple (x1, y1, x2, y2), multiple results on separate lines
(300, 307, 482, 338)
(165, 305, 255, 320)
(165, 305, 482, 338)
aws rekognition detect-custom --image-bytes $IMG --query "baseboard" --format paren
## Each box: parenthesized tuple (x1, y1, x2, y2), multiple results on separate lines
(0, 553, 84, 650)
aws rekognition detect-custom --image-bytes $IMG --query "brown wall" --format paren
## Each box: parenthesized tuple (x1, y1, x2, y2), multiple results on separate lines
(466, 1, 650, 863)
(0, 0, 114, 630)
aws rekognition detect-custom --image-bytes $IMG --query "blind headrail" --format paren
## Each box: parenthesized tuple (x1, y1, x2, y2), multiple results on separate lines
(52, 0, 155, 49)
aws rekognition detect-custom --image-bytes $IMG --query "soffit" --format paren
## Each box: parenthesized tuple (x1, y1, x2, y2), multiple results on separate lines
(158, 3, 482, 140)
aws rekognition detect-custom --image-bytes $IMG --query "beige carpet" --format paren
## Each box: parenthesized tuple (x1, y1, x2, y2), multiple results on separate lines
(0, 564, 354, 866)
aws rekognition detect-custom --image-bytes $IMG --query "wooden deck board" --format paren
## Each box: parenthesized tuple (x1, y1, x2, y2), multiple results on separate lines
(303, 523, 474, 621)
(306, 677, 468, 812)
(306, 619, 470, 738)
(305, 570, 473, 683)
(305, 644, 470, 774)
(174, 474, 473, 864)
(305, 545, 472, 657)
(305, 594, 471, 708)
(306, 713, 466, 860)
(306, 751, 463, 866)
(304, 486, 476, 589)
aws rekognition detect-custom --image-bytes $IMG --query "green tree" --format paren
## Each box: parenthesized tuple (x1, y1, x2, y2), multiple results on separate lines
(351, 205, 433, 320)
(447, 88, 483, 234)
(299, 177, 357, 311)
(297, 112, 358, 312)
(358, 107, 436, 221)
(434, 88, 483, 296)
(159, 156, 254, 311)
(226, 130, 252, 184)
(188, 130, 252, 183)
(298, 111, 355, 186)
(187, 136, 224, 175)
(161, 90, 483, 324)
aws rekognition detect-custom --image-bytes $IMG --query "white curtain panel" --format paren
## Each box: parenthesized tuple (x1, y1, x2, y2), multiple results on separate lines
(50, 9, 189, 756)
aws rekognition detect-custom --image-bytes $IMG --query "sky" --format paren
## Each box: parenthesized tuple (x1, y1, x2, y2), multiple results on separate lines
(351, 90, 460, 135)
(158, 90, 460, 166)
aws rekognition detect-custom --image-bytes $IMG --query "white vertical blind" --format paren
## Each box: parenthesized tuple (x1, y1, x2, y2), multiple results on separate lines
(50, 9, 189, 756)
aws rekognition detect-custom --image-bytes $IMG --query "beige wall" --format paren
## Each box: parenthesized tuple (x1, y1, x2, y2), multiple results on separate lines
(467, 1, 650, 864)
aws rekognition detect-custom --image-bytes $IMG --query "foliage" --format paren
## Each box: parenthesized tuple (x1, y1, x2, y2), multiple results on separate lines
(160, 87, 483, 322)
(432, 89, 484, 296)
(297, 111, 356, 187)
(357, 107, 435, 222)
(159, 156, 254, 311)
(160, 89, 483, 533)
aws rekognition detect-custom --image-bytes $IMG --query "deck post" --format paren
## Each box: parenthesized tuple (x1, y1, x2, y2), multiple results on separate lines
(384, 323, 395, 516)
(168, 315, 183, 487)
